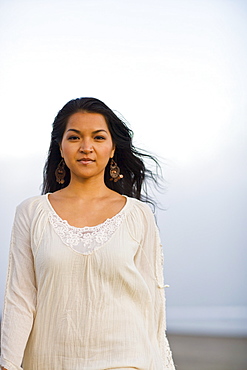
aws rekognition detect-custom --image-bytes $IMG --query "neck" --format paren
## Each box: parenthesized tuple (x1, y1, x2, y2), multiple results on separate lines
(63, 176, 111, 200)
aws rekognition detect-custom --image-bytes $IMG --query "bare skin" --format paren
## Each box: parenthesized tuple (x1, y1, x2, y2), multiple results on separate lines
(48, 186, 126, 228)
(1, 113, 127, 370)
(49, 111, 126, 226)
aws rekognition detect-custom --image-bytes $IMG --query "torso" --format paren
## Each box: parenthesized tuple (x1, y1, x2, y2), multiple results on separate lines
(48, 189, 126, 228)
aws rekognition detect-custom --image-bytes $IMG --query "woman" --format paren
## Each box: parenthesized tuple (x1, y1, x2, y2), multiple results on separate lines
(0, 97, 175, 370)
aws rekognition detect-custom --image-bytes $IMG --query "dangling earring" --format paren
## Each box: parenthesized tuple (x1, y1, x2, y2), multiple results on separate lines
(110, 158, 123, 182)
(55, 159, 66, 184)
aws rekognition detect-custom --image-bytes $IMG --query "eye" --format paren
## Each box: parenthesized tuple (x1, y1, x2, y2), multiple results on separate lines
(68, 135, 80, 141)
(94, 135, 106, 141)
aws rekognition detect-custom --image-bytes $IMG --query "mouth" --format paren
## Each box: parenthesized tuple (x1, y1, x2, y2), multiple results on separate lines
(77, 158, 95, 165)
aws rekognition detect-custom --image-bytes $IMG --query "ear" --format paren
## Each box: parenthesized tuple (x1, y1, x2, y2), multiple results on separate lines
(110, 146, 115, 159)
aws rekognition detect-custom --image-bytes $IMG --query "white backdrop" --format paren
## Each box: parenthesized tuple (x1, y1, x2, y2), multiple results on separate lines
(0, 0, 246, 335)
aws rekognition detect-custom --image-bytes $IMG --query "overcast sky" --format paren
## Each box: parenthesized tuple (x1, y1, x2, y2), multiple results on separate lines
(0, 0, 246, 335)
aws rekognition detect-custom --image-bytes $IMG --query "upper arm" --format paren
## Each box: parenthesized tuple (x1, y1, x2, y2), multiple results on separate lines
(0, 204, 37, 369)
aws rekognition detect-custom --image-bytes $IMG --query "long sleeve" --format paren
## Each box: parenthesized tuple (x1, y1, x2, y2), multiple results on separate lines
(0, 204, 37, 370)
(133, 203, 175, 369)
(1, 195, 175, 370)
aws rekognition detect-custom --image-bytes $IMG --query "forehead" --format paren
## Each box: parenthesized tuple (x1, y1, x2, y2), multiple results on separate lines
(66, 112, 109, 131)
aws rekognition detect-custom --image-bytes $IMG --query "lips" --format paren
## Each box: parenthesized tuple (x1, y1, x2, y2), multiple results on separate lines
(77, 158, 95, 165)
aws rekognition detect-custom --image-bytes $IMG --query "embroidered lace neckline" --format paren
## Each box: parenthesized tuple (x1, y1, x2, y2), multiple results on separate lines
(46, 194, 127, 255)
(45, 193, 128, 229)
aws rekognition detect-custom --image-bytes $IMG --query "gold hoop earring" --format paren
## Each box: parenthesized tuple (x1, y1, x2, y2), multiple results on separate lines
(55, 159, 66, 184)
(110, 159, 123, 182)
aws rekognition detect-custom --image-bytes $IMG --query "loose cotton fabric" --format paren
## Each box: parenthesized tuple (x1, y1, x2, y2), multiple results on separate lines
(0, 194, 175, 370)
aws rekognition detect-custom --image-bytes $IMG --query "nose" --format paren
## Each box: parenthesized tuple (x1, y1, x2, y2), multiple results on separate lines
(79, 139, 93, 153)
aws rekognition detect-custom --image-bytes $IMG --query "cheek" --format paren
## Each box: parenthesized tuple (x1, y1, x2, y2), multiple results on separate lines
(60, 141, 74, 157)
(102, 148, 113, 161)
(107, 144, 115, 158)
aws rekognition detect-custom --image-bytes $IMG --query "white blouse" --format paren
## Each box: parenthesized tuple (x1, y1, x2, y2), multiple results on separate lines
(0, 194, 175, 370)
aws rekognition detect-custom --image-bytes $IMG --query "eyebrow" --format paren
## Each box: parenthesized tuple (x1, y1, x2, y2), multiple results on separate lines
(66, 129, 108, 134)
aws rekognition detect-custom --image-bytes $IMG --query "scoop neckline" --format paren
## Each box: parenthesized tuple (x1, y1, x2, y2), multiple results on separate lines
(45, 193, 129, 230)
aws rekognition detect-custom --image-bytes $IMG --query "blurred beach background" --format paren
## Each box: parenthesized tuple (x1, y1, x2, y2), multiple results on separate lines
(0, 0, 246, 368)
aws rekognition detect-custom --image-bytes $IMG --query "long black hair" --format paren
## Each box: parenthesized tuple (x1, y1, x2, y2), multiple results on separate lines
(42, 97, 162, 205)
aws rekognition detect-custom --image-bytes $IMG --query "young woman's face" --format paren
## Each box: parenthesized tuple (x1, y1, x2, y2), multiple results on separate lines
(60, 111, 115, 183)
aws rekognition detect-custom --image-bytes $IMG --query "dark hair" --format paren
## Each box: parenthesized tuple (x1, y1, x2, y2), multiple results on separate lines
(42, 97, 162, 205)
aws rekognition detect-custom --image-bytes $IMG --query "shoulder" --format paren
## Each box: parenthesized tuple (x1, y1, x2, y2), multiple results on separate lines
(124, 197, 159, 242)
(12, 195, 49, 234)
(16, 194, 49, 219)
(17, 194, 47, 210)
(124, 197, 157, 231)
(126, 196, 154, 219)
